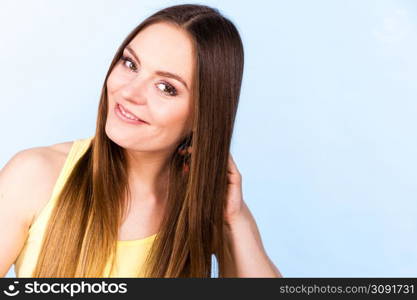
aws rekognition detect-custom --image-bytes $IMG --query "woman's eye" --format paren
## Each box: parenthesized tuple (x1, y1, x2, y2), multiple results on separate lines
(119, 55, 178, 97)
(156, 82, 178, 97)
(120, 56, 137, 71)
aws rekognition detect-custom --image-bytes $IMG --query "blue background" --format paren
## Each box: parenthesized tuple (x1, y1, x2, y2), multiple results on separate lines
(1, 0, 416, 277)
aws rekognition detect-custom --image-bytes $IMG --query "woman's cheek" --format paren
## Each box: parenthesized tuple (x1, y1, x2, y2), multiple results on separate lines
(107, 69, 127, 93)
(106, 73, 117, 95)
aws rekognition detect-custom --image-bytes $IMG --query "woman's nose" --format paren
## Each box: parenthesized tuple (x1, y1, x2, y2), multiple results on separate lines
(120, 75, 148, 105)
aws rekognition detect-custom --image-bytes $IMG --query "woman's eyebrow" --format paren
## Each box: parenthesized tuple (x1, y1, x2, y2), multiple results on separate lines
(125, 45, 189, 91)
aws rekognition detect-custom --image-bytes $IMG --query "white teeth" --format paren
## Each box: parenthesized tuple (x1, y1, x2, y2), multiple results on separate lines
(119, 105, 139, 120)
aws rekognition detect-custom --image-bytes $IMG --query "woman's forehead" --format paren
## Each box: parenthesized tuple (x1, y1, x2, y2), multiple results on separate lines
(127, 22, 195, 87)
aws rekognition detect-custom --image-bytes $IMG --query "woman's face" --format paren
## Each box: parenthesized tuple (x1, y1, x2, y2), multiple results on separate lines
(105, 22, 195, 154)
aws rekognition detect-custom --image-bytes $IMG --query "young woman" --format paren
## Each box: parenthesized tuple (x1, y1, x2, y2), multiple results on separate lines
(0, 4, 282, 278)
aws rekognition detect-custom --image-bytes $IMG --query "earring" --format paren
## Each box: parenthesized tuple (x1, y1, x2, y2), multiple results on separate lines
(178, 143, 188, 156)
(178, 136, 192, 174)
(182, 161, 190, 174)
(178, 135, 192, 155)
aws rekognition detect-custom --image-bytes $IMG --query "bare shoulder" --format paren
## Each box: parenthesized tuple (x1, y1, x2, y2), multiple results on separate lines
(2, 140, 74, 177)
(0, 140, 76, 275)
(0, 140, 75, 228)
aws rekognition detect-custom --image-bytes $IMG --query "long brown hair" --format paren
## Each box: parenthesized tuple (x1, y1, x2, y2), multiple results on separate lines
(32, 4, 244, 277)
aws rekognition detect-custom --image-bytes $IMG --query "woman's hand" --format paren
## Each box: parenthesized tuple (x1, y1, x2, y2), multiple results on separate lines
(182, 146, 251, 228)
(222, 153, 283, 277)
(224, 153, 250, 227)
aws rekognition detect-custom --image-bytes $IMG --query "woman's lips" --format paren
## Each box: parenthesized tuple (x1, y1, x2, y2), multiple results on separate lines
(115, 103, 148, 125)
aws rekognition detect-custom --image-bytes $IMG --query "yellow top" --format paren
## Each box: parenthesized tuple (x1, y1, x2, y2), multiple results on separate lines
(13, 137, 156, 277)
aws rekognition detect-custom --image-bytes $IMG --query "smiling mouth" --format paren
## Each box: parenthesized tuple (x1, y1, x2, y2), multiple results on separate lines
(115, 103, 149, 125)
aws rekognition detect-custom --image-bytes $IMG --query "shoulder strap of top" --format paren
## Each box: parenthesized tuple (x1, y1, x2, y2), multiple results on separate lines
(48, 136, 93, 201)
(27, 136, 93, 236)
(48, 137, 92, 199)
